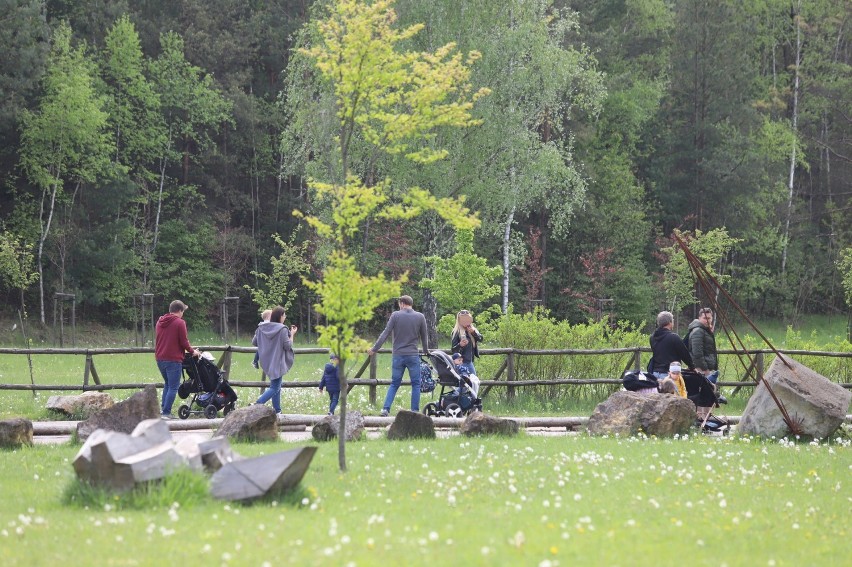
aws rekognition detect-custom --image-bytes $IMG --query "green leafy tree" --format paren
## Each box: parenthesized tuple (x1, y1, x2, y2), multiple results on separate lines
(0, 230, 39, 315)
(839, 248, 852, 310)
(420, 229, 501, 334)
(661, 228, 740, 313)
(297, 0, 485, 471)
(19, 22, 114, 323)
(244, 232, 309, 312)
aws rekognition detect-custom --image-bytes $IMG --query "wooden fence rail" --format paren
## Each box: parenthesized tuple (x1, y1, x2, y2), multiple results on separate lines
(1, 346, 851, 399)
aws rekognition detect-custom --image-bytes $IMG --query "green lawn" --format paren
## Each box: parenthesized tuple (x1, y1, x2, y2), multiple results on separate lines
(1, 433, 850, 566)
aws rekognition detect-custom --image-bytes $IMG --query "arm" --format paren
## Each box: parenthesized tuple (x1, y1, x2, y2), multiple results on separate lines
(451, 331, 462, 353)
(178, 320, 199, 356)
(419, 315, 429, 354)
(369, 313, 395, 355)
(676, 335, 694, 368)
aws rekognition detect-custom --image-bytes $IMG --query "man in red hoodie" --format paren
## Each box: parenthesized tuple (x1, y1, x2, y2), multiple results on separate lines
(155, 300, 200, 418)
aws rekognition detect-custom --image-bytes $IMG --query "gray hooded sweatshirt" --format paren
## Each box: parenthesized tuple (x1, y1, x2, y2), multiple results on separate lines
(252, 322, 294, 379)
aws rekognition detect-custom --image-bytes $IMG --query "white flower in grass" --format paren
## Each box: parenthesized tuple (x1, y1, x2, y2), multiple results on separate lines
(481, 546, 492, 556)
(573, 494, 582, 501)
(792, 523, 800, 529)
(719, 499, 727, 509)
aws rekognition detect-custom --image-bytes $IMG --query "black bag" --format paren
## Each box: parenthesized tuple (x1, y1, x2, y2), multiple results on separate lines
(623, 370, 659, 392)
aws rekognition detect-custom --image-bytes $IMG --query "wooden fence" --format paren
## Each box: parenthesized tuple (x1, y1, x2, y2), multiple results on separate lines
(1, 346, 851, 406)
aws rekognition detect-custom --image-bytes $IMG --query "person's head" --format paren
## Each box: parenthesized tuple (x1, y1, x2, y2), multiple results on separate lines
(658, 377, 678, 395)
(656, 311, 673, 329)
(398, 295, 413, 308)
(270, 306, 286, 324)
(699, 307, 714, 327)
(669, 362, 682, 376)
(330, 353, 339, 365)
(169, 300, 188, 315)
(261, 309, 273, 322)
(451, 352, 463, 366)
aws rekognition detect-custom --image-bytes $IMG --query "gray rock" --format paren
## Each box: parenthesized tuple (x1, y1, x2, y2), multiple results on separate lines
(460, 412, 519, 437)
(311, 411, 365, 442)
(76, 385, 160, 442)
(216, 404, 279, 442)
(386, 410, 436, 440)
(210, 446, 317, 502)
(587, 391, 696, 437)
(46, 392, 114, 418)
(197, 436, 242, 472)
(0, 418, 34, 448)
(72, 419, 189, 492)
(738, 356, 852, 439)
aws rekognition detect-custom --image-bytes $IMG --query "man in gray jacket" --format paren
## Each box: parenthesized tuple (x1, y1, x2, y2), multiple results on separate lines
(368, 295, 429, 417)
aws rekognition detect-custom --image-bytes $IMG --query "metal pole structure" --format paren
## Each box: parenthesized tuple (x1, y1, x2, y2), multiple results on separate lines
(53, 292, 75, 347)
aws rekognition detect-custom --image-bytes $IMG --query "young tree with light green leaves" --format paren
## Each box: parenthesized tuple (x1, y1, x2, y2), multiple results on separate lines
(297, 0, 487, 471)
(244, 232, 310, 313)
(19, 23, 115, 323)
(0, 231, 39, 316)
(420, 228, 501, 334)
(661, 228, 741, 314)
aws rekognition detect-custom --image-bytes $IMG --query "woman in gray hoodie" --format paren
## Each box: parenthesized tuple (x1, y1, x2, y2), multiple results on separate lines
(253, 306, 297, 413)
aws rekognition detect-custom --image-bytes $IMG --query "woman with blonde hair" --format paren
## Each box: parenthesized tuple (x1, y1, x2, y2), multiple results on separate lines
(451, 310, 483, 376)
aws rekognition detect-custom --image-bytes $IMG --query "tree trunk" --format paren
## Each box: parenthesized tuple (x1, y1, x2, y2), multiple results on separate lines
(781, 2, 802, 277)
(502, 205, 515, 314)
(337, 357, 347, 472)
(37, 182, 60, 324)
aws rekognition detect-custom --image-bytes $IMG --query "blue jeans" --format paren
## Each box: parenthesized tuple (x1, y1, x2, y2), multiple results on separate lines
(256, 376, 282, 413)
(707, 371, 719, 384)
(157, 360, 183, 415)
(328, 391, 340, 414)
(383, 354, 421, 412)
(460, 361, 476, 376)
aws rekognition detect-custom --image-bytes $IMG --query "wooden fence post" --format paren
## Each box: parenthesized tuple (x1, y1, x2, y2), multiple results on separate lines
(370, 355, 377, 407)
(755, 352, 764, 382)
(83, 352, 101, 387)
(507, 351, 515, 402)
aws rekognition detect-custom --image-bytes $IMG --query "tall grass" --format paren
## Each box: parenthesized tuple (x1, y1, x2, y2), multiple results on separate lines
(1, 433, 850, 566)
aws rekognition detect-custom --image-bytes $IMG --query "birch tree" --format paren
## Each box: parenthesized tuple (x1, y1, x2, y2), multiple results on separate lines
(19, 23, 114, 323)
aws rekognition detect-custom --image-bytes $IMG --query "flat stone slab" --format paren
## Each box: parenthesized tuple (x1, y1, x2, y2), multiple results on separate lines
(210, 446, 317, 502)
(47, 392, 114, 418)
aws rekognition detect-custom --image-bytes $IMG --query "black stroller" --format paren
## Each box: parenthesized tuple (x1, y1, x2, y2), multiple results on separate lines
(682, 369, 730, 435)
(177, 352, 238, 419)
(421, 350, 482, 418)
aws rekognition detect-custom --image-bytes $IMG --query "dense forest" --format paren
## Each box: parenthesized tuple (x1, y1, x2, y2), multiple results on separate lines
(1, 0, 850, 337)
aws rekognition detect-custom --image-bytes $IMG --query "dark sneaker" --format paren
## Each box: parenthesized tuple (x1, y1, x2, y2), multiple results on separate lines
(717, 395, 728, 405)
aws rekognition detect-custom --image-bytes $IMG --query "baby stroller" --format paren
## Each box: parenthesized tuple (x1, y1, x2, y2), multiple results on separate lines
(682, 369, 730, 435)
(177, 352, 238, 419)
(421, 350, 482, 418)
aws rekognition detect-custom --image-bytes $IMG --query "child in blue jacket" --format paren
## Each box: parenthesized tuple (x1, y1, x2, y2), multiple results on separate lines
(319, 354, 341, 415)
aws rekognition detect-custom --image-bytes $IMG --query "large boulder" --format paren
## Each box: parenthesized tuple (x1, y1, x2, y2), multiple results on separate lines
(587, 391, 696, 437)
(0, 418, 33, 448)
(386, 410, 436, 440)
(76, 385, 160, 442)
(311, 411, 365, 442)
(210, 446, 317, 502)
(72, 419, 198, 492)
(46, 392, 114, 418)
(738, 356, 852, 439)
(460, 412, 519, 437)
(216, 404, 279, 442)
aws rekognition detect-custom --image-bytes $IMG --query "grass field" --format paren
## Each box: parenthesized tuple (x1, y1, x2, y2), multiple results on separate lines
(1, 433, 850, 566)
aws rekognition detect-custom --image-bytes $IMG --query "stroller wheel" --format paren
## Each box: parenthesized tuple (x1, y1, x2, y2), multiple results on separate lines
(445, 403, 463, 418)
(422, 403, 439, 417)
(204, 404, 218, 419)
(178, 405, 191, 420)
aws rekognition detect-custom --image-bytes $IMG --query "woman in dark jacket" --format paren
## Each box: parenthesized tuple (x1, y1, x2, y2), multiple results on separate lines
(451, 310, 483, 376)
